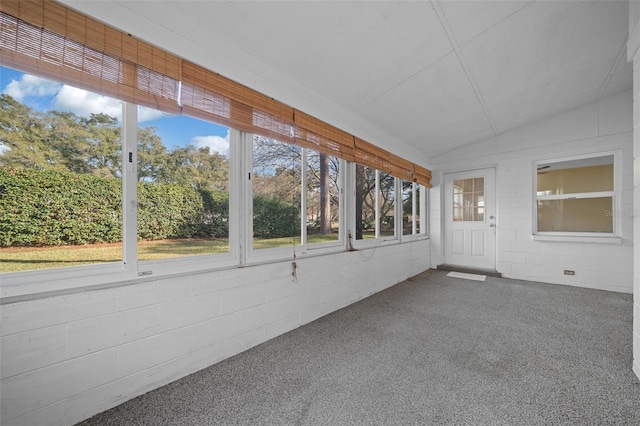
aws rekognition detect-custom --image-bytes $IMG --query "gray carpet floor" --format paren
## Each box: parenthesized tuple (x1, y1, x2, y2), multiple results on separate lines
(78, 269, 640, 425)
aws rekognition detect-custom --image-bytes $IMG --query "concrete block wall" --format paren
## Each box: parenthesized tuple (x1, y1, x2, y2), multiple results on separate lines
(430, 90, 634, 294)
(628, 0, 640, 381)
(0, 240, 430, 425)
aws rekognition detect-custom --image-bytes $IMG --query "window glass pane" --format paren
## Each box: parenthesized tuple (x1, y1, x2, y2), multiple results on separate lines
(306, 150, 339, 244)
(537, 156, 613, 195)
(0, 67, 123, 272)
(379, 171, 396, 237)
(137, 108, 230, 260)
(355, 164, 376, 240)
(402, 180, 413, 236)
(453, 177, 484, 222)
(537, 197, 613, 232)
(252, 135, 301, 249)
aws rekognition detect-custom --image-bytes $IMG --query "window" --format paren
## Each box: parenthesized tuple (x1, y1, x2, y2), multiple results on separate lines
(251, 135, 343, 255)
(252, 135, 302, 250)
(354, 164, 397, 243)
(379, 171, 396, 239)
(1, 2, 433, 297)
(535, 154, 617, 235)
(136, 107, 231, 262)
(0, 65, 426, 282)
(402, 180, 425, 237)
(402, 180, 414, 236)
(305, 150, 341, 246)
(0, 69, 124, 273)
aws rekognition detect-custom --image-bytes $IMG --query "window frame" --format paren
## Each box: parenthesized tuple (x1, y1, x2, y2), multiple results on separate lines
(532, 151, 622, 242)
(400, 181, 428, 242)
(245, 135, 347, 264)
(351, 164, 402, 249)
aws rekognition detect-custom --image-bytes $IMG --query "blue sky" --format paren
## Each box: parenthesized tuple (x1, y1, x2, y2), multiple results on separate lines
(0, 66, 230, 156)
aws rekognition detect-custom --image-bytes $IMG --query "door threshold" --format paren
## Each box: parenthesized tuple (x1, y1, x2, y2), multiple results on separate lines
(436, 264, 502, 278)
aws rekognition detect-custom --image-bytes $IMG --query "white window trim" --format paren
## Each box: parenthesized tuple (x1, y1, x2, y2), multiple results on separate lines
(532, 150, 621, 240)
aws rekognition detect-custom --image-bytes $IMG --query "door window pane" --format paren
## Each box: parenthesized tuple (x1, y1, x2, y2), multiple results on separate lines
(453, 177, 484, 222)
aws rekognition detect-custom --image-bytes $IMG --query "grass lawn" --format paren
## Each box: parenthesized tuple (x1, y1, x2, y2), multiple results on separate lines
(0, 234, 341, 273)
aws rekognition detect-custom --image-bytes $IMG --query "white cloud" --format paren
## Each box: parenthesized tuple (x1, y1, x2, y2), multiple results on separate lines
(2, 74, 60, 102)
(138, 106, 165, 123)
(51, 85, 123, 120)
(192, 134, 230, 157)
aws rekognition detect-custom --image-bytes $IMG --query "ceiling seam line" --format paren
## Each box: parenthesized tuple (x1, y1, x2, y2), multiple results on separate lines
(595, 36, 629, 103)
(459, 1, 535, 48)
(356, 49, 456, 110)
(431, 0, 498, 137)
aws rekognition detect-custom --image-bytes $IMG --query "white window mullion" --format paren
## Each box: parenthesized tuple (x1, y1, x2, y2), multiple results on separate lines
(537, 191, 615, 201)
(242, 132, 254, 265)
(229, 129, 242, 265)
(420, 185, 427, 236)
(122, 102, 138, 272)
(375, 170, 380, 240)
(300, 148, 308, 252)
(412, 182, 417, 235)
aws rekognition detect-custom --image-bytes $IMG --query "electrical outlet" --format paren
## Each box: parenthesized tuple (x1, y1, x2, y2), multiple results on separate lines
(564, 270, 575, 276)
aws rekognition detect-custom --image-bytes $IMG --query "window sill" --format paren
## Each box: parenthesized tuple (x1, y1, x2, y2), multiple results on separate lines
(532, 234, 622, 244)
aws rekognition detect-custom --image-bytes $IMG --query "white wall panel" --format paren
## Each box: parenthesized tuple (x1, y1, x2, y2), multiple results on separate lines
(432, 90, 634, 293)
(0, 240, 430, 425)
(1, 325, 67, 379)
(1, 349, 118, 421)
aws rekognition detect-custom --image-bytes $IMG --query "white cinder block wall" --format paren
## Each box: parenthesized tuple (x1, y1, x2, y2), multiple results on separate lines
(0, 241, 430, 425)
(628, 0, 640, 381)
(430, 90, 634, 294)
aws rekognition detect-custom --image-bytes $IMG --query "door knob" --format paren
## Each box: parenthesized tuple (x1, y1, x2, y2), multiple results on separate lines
(489, 223, 496, 227)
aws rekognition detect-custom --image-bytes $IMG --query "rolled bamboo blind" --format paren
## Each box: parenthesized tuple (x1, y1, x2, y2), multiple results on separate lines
(0, 0, 431, 187)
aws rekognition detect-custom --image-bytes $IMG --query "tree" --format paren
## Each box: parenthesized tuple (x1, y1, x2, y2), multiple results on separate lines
(165, 145, 229, 191)
(84, 113, 121, 178)
(137, 126, 169, 182)
(0, 94, 54, 170)
(0, 95, 123, 177)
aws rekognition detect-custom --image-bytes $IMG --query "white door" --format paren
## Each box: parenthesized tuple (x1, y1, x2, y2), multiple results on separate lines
(444, 168, 496, 270)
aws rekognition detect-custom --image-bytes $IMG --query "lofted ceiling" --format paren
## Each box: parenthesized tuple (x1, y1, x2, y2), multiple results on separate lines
(62, 0, 631, 163)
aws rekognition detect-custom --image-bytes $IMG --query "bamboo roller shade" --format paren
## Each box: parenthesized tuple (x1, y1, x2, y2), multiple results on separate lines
(0, 0, 431, 187)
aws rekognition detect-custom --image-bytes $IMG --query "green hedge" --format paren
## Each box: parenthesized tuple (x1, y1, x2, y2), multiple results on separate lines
(0, 167, 299, 247)
(253, 195, 300, 238)
(0, 167, 122, 246)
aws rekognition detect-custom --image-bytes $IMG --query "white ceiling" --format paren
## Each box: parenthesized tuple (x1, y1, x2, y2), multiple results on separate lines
(63, 0, 631, 163)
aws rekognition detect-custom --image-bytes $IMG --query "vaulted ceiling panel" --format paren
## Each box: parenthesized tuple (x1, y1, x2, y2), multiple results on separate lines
(459, 1, 629, 131)
(359, 52, 493, 151)
(61, 0, 632, 162)
(194, 1, 455, 110)
(439, 0, 535, 46)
